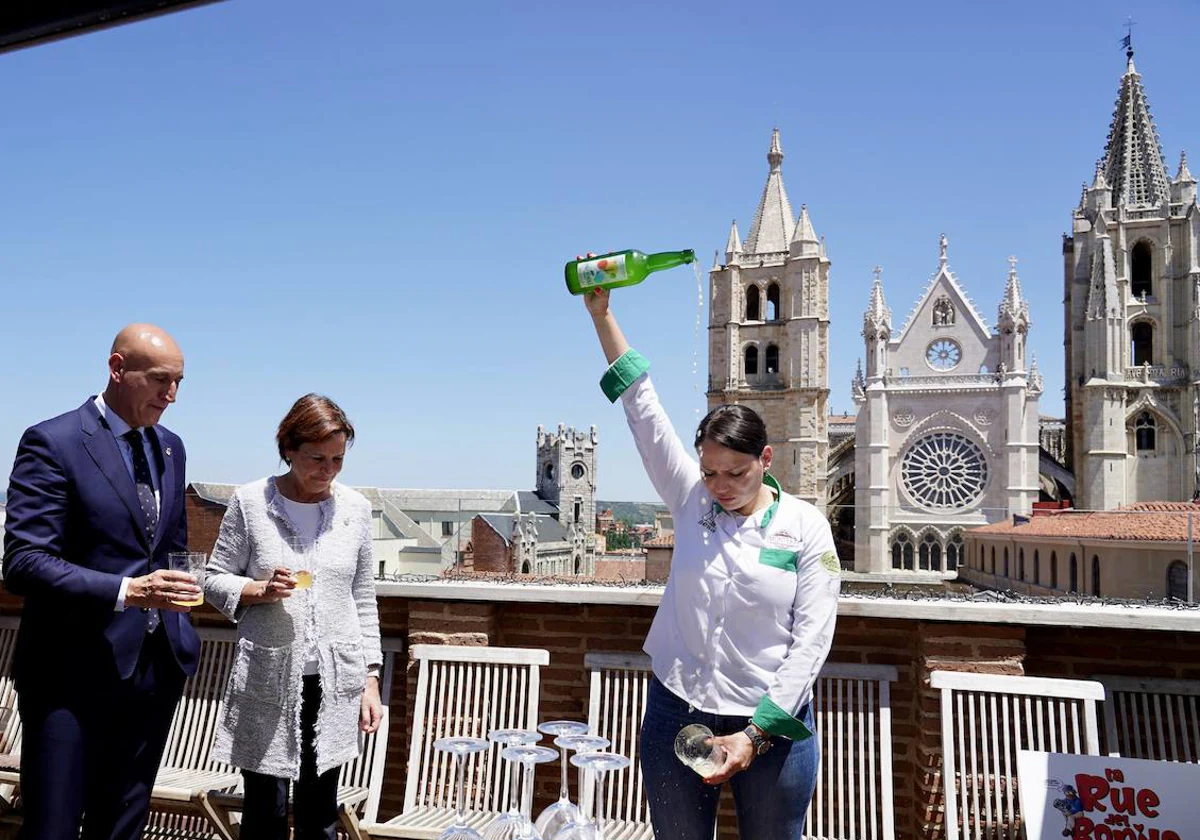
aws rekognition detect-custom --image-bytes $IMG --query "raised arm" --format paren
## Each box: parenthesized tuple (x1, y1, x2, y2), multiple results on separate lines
(585, 288, 700, 512)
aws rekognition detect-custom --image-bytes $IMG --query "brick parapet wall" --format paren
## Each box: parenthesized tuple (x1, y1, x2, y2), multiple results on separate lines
(1, 579, 1195, 839)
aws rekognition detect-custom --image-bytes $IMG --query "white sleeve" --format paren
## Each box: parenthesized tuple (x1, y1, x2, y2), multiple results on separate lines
(601, 349, 700, 513)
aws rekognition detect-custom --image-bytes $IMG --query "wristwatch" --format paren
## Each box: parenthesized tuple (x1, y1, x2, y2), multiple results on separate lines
(742, 723, 771, 756)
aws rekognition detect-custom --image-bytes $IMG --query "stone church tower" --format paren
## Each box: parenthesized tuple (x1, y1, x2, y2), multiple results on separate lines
(535, 424, 597, 568)
(707, 129, 830, 504)
(852, 238, 1042, 573)
(1065, 46, 1200, 509)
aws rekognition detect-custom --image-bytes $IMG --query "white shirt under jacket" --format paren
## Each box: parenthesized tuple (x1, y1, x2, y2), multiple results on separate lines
(602, 349, 841, 739)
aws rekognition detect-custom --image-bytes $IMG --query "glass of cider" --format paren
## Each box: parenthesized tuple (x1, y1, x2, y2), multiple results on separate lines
(167, 552, 206, 607)
(285, 535, 314, 590)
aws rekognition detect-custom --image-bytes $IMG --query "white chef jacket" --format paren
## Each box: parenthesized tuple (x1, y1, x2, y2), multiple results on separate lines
(602, 349, 841, 739)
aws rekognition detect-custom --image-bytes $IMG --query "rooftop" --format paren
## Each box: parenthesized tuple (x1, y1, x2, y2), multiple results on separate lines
(970, 502, 1200, 541)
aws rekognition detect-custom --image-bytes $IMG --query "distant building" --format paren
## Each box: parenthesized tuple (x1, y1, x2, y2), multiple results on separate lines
(964, 502, 1197, 602)
(653, 509, 673, 536)
(1065, 48, 1200, 508)
(643, 532, 674, 583)
(186, 424, 600, 579)
(852, 238, 1042, 574)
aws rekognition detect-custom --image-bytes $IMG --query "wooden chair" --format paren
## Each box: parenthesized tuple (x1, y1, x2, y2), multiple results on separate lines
(144, 626, 243, 840)
(584, 653, 899, 840)
(362, 644, 550, 840)
(584, 652, 653, 840)
(1096, 675, 1200, 762)
(0, 617, 23, 814)
(930, 670, 1105, 840)
(807, 663, 898, 840)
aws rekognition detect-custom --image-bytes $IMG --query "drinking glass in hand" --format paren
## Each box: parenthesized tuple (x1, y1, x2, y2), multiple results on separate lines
(673, 724, 726, 777)
(166, 552, 206, 607)
(284, 536, 314, 590)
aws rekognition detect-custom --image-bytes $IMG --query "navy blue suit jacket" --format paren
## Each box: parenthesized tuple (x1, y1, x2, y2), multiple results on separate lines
(2, 399, 200, 694)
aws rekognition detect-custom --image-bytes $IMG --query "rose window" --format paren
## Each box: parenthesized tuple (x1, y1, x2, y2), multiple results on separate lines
(901, 432, 988, 509)
(926, 339, 961, 371)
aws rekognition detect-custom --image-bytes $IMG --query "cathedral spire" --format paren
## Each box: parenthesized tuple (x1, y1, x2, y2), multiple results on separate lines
(997, 255, 1030, 327)
(789, 204, 819, 257)
(742, 128, 796, 255)
(1175, 150, 1195, 184)
(1173, 150, 1198, 206)
(863, 266, 892, 333)
(1100, 49, 1170, 207)
(725, 219, 741, 261)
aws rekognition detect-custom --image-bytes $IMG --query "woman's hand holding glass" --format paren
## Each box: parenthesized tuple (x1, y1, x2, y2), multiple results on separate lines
(239, 566, 296, 605)
(699, 730, 756, 785)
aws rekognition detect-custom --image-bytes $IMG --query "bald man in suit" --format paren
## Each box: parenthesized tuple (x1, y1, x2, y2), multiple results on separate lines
(3, 324, 202, 840)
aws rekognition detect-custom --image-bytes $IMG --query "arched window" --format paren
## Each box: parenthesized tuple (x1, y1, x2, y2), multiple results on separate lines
(1051, 551, 1059, 589)
(1131, 241, 1153, 299)
(765, 344, 780, 375)
(1091, 555, 1101, 597)
(1069, 553, 1078, 593)
(990, 546, 996, 574)
(1018, 548, 1025, 581)
(919, 532, 942, 571)
(1167, 561, 1189, 601)
(1004, 547, 1010, 578)
(946, 533, 963, 571)
(766, 283, 780, 320)
(1033, 550, 1040, 585)
(1135, 412, 1157, 452)
(891, 532, 914, 570)
(1131, 321, 1153, 366)
(744, 345, 759, 376)
(745, 285, 761, 321)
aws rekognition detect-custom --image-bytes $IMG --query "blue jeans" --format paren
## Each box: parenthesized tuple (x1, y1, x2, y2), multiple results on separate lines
(640, 677, 818, 840)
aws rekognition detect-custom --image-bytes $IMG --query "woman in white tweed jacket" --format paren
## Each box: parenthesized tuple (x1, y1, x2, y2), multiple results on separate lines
(204, 394, 382, 840)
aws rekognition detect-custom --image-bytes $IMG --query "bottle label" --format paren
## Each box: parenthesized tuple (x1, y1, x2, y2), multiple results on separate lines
(576, 254, 628, 289)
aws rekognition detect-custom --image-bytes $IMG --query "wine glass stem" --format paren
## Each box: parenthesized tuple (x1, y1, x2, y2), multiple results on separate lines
(507, 755, 521, 816)
(593, 771, 606, 840)
(520, 758, 535, 828)
(558, 746, 569, 801)
(455, 752, 467, 823)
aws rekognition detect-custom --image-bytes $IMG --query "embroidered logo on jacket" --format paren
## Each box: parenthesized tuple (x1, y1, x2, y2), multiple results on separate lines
(698, 507, 717, 533)
(819, 551, 842, 575)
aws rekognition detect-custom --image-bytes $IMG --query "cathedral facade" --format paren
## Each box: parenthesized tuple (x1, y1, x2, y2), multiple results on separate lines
(852, 238, 1042, 573)
(1065, 47, 1200, 510)
(707, 129, 831, 504)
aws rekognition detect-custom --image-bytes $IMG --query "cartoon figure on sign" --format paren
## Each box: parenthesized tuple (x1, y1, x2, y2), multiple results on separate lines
(1051, 785, 1083, 837)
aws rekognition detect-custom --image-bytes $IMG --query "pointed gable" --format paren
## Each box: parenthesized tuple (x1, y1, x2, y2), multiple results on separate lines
(742, 128, 795, 255)
(895, 234, 991, 346)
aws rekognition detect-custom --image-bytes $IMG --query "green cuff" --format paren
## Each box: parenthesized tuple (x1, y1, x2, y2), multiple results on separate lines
(751, 695, 814, 741)
(600, 349, 651, 403)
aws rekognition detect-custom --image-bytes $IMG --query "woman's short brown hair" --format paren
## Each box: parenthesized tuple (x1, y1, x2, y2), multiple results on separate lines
(276, 394, 356, 464)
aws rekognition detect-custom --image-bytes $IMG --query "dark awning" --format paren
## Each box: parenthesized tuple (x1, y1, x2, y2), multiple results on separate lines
(0, 1, 224, 55)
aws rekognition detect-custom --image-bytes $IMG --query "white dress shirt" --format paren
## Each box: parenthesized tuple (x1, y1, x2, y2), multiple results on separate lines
(603, 350, 841, 739)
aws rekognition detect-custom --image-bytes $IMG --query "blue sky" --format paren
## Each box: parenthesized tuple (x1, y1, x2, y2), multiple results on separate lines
(2, 0, 1199, 501)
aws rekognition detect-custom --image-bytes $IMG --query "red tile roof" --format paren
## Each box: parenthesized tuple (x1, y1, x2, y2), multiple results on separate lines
(642, 533, 675, 548)
(969, 502, 1200, 542)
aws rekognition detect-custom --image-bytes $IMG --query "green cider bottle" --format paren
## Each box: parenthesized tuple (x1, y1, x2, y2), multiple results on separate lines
(564, 248, 696, 295)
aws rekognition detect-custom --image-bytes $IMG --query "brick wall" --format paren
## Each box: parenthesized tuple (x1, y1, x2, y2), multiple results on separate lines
(592, 558, 645, 581)
(468, 516, 512, 574)
(185, 489, 226, 555)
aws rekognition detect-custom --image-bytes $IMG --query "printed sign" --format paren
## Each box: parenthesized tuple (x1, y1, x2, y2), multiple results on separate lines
(1016, 751, 1200, 840)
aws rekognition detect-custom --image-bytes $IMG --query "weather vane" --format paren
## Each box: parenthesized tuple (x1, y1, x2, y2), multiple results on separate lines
(1121, 17, 1136, 56)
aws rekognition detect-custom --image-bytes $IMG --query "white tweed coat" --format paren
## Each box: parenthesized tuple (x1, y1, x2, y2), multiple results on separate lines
(204, 477, 382, 778)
